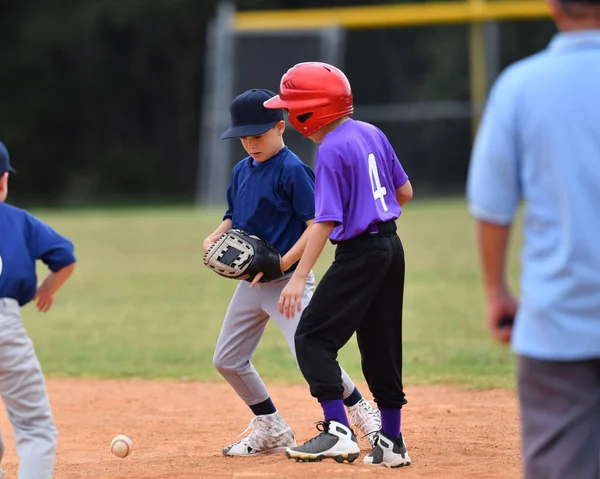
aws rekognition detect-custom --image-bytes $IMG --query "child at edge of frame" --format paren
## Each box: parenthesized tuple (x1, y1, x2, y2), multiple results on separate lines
(0, 140, 77, 479)
(264, 62, 414, 468)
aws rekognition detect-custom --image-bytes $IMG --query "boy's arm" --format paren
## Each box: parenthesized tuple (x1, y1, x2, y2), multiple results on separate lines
(288, 156, 341, 281)
(277, 221, 335, 317)
(387, 137, 412, 208)
(35, 264, 76, 312)
(248, 159, 316, 288)
(282, 162, 316, 269)
(396, 180, 413, 207)
(209, 219, 233, 237)
(248, 218, 315, 288)
(248, 161, 317, 288)
(26, 213, 77, 312)
(290, 221, 333, 280)
(280, 219, 314, 272)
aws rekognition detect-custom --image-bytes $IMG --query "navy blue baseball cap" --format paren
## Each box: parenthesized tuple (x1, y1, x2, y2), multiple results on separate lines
(0, 141, 16, 175)
(220, 89, 284, 139)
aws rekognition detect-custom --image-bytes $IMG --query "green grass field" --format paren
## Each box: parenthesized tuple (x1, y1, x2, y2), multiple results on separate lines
(23, 199, 521, 390)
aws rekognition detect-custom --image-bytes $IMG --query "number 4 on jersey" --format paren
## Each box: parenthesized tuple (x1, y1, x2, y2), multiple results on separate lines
(368, 153, 388, 212)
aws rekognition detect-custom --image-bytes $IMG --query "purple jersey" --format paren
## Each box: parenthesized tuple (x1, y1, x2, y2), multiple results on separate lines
(314, 119, 408, 242)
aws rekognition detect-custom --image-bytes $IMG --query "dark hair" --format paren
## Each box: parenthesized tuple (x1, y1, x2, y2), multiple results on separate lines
(561, 1, 600, 19)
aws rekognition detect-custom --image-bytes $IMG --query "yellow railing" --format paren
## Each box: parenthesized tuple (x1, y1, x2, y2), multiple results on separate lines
(233, 1, 552, 135)
(233, 1, 550, 31)
(469, 0, 488, 135)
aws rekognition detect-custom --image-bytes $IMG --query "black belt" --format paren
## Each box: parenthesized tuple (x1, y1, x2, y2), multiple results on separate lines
(330, 219, 397, 245)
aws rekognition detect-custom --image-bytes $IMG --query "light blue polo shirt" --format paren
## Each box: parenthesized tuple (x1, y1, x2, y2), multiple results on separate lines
(467, 30, 600, 361)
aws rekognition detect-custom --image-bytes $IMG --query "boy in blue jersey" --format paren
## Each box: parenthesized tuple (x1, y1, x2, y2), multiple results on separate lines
(0, 140, 77, 479)
(203, 89, 381, 457)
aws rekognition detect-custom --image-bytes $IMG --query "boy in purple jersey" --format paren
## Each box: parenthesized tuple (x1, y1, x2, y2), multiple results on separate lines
(264, 62, 413, 468)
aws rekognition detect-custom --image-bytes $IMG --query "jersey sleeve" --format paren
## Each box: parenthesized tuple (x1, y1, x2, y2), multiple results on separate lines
(26, 214, 76, 272)
(281, 162, 315, 222)
(467, 70, 521, 225)
(223, 169, 236, 221)
(314, 149, 345, 224)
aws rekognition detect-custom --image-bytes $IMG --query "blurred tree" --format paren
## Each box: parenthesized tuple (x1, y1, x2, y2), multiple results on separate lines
(0, 0, 556, 205)
(0, 0, 213, 205)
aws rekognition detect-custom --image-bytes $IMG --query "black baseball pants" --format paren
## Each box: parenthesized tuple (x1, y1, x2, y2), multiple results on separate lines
(295, 221, 407, 409)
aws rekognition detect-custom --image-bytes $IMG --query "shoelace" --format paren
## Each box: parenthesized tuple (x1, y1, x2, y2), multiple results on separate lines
(237, 416, 266, 442)
(348, 401, 379, 441)
(301, 421, 331, 447)
(348, 401, 372, 424)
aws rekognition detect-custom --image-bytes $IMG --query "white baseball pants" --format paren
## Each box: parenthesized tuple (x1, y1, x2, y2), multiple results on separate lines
(0, 298, 57, 479)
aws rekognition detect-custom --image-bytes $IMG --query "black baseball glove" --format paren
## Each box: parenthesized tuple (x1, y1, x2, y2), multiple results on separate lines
(203, 229, 284, 283)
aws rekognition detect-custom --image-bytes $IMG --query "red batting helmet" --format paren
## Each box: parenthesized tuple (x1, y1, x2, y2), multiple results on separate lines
(263, 62, 353, 137)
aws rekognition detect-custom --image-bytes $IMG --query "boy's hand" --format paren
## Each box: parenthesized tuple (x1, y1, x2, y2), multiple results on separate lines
(33, 284, 55, 313)
(32, 263, 75, 313)
(203, 233, 221, 253)
(249, 272, 263, 288)
(249, 256, 288, 288)
(278, 274, 307, 319)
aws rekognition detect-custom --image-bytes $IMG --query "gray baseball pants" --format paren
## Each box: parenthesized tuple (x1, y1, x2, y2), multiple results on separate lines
(213, 272, 356, 406)
(0, 298, 57, 479)
(518, 355, 600, 479)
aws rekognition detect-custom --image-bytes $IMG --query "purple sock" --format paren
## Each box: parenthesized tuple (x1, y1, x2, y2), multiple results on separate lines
(320, 399, 349, 428)
(380, 407, 401, 438)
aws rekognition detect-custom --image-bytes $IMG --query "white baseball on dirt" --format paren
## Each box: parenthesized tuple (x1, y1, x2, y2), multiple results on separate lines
(111, 434, 133, 458)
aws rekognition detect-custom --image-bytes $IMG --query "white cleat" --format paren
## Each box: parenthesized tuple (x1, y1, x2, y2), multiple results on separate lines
(222, 411, 296, 456)
(347, 399, 381, 448)
(285, 420, 361, 463)
(364, 431, 411, 468)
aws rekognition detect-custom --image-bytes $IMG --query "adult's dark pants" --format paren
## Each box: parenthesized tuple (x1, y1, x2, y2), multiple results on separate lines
(518, 355, 600, 479)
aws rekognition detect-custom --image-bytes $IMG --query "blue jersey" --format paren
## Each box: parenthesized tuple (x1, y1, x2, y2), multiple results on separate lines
(0, 203, 76, 306)
(224, 146, 315, 258)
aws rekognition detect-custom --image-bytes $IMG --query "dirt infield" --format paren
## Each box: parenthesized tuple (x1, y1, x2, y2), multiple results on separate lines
(0, 379, 521, 478)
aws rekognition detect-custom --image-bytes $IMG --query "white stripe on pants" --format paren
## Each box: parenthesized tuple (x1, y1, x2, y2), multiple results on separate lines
(0, 298, 57, 479)
(213, 272, 356, 406)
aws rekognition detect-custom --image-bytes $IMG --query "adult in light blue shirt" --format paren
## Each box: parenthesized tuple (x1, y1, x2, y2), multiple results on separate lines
(467, 1, 600, 478)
